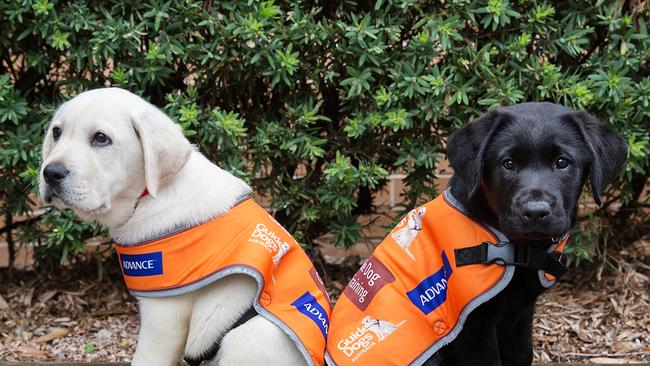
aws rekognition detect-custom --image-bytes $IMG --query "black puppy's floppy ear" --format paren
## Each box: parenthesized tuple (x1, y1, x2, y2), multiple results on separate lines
(563, 112, 628, 206)
(447, 110, 511, 201)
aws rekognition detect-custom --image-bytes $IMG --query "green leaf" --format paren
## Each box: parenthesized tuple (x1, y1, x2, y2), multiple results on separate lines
(84, 343, 96, 353)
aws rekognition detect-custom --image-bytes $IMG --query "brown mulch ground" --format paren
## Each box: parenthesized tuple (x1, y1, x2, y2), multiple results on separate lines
(0, 261, 138, 362)
(1, 239, 649, 364)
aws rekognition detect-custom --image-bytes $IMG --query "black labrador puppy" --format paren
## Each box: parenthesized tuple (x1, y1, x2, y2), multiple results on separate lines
(430, 102, 627, 365)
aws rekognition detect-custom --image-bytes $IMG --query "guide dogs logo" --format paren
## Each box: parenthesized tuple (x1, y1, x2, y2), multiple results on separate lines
(406, 250, 453, 315)
(343, 256, 395, 311)
(336, 316, 406, 362)
(391, 207, 426, 260)
(248, 222, 291, 267)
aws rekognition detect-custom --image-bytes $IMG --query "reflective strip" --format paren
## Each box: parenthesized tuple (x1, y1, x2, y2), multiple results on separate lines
(325, 350, 336, 366)
(537, 241, 560, 288)
(116, 193, 252, 246)
(443, 190, 510, 241)
(128, 264, 249, 298)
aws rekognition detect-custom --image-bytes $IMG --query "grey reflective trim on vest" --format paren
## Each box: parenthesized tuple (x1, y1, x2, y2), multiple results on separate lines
(537, 242, 559, 288)
(407, 190, 516, 366)
(442, 189, 467, 216)
(116, 193, 252, 246)
(443, 189, 510, 242)
(133, 265, 315, 366)
(325, 350, 336, 366)
(127, 267, 242, 298)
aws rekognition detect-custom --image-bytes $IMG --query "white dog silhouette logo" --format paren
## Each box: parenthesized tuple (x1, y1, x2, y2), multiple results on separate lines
(248, 223, 292, 283)
(272, 242, 290, 267)
(391, 207, 426, 260)
(361, 316, 406, 341)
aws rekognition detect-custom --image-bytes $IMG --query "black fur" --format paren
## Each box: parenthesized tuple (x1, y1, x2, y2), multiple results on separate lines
(431, 102, 627, 366)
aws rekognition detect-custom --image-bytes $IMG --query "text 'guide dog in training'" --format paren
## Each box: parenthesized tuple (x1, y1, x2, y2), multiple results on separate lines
(39, 88, 331, 366)
(325, 103, 627, 366)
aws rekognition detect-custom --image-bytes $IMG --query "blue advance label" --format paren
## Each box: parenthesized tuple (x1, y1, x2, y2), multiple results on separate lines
(291, 291, 329, 339)
(119, 252, 163, 277)
(406, 250, 453, 315)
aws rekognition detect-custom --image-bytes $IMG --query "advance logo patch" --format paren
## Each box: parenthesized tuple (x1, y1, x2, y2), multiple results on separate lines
(406, 250, 453, 315)
(292, 291, 329, 339)
(119, 252, 163, 277)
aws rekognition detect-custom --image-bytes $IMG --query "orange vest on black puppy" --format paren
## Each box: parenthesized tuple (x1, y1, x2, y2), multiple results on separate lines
(325, 190, 567, 366)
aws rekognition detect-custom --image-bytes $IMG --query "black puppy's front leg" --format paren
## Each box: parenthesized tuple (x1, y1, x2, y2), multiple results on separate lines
(442, 302, 502, 366)
(498, 304, 535, 366)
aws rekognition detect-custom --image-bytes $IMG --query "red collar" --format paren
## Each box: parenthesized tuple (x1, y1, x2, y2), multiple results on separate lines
(134, 189, 149, 209)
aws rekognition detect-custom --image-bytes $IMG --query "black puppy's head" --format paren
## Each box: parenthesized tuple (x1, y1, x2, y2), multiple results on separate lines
(447, 102, 627, 241)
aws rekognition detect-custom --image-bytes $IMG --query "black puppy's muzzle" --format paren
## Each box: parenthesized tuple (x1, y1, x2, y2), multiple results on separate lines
(505, 188, 568, 238)
(43, 163, 69, 186)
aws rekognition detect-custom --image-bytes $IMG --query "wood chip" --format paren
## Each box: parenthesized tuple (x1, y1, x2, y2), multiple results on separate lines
(34, 327, 70, 343)
(590, 357, 643, 363)
(38, 290, 58, 303)
(0, 293, 8, 310)
(16, 346, 47, 357)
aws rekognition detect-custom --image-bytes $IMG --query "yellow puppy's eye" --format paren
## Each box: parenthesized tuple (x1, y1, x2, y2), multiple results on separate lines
(91, 132, 112, 147)
(52, 126, 61, 141)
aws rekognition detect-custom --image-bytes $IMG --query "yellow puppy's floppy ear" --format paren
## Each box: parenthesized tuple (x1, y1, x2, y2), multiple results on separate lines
(131, 106, 192, 198)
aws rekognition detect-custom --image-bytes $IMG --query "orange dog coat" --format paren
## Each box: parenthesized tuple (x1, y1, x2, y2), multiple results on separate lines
(325, 190, 567, 366)
(113, 198, 331, 366)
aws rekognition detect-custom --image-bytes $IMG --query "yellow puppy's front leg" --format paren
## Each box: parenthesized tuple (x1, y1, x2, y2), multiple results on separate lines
(131, 296, 192, 366)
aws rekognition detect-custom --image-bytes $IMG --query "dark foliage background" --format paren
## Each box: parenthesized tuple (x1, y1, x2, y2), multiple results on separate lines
(0, 0, 648, 270)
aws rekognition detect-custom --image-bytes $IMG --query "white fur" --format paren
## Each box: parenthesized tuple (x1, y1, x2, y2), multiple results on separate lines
(39, 88, 306, 366)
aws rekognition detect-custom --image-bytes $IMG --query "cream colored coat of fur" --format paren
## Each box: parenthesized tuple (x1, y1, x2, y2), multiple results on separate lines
(39, 88, 306, 365)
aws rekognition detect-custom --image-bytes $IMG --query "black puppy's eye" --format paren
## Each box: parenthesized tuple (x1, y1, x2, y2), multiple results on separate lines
(52, 127, 61, 141)
(502, 158, 515, 170)
(91, 132, 112, 147)
(555, 156, 570, 169)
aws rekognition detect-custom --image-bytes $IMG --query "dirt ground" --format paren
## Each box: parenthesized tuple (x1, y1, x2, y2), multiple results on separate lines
(1, 239, 649, 364)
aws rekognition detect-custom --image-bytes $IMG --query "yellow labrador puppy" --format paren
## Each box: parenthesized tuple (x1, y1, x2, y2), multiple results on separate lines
(39, 88, 307, 365)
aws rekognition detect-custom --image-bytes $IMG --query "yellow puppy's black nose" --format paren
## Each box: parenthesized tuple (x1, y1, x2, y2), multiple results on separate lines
(43, 163, 69, 186)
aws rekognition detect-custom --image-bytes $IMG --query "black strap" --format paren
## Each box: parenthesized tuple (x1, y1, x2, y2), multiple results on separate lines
(455, 242, 491, 266)
(454, 242, 567, 278)
(183, 305, 258, 365)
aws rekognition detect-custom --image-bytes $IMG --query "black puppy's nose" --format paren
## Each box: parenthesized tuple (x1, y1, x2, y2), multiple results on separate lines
(43, 163, 69, 186)
(522, 201, 551, 222)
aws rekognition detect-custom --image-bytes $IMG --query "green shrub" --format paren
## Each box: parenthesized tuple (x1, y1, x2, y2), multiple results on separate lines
(1, 0, 648, 269)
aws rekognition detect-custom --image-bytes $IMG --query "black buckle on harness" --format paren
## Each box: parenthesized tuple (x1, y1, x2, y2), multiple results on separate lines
(454, 242, 567, 278)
